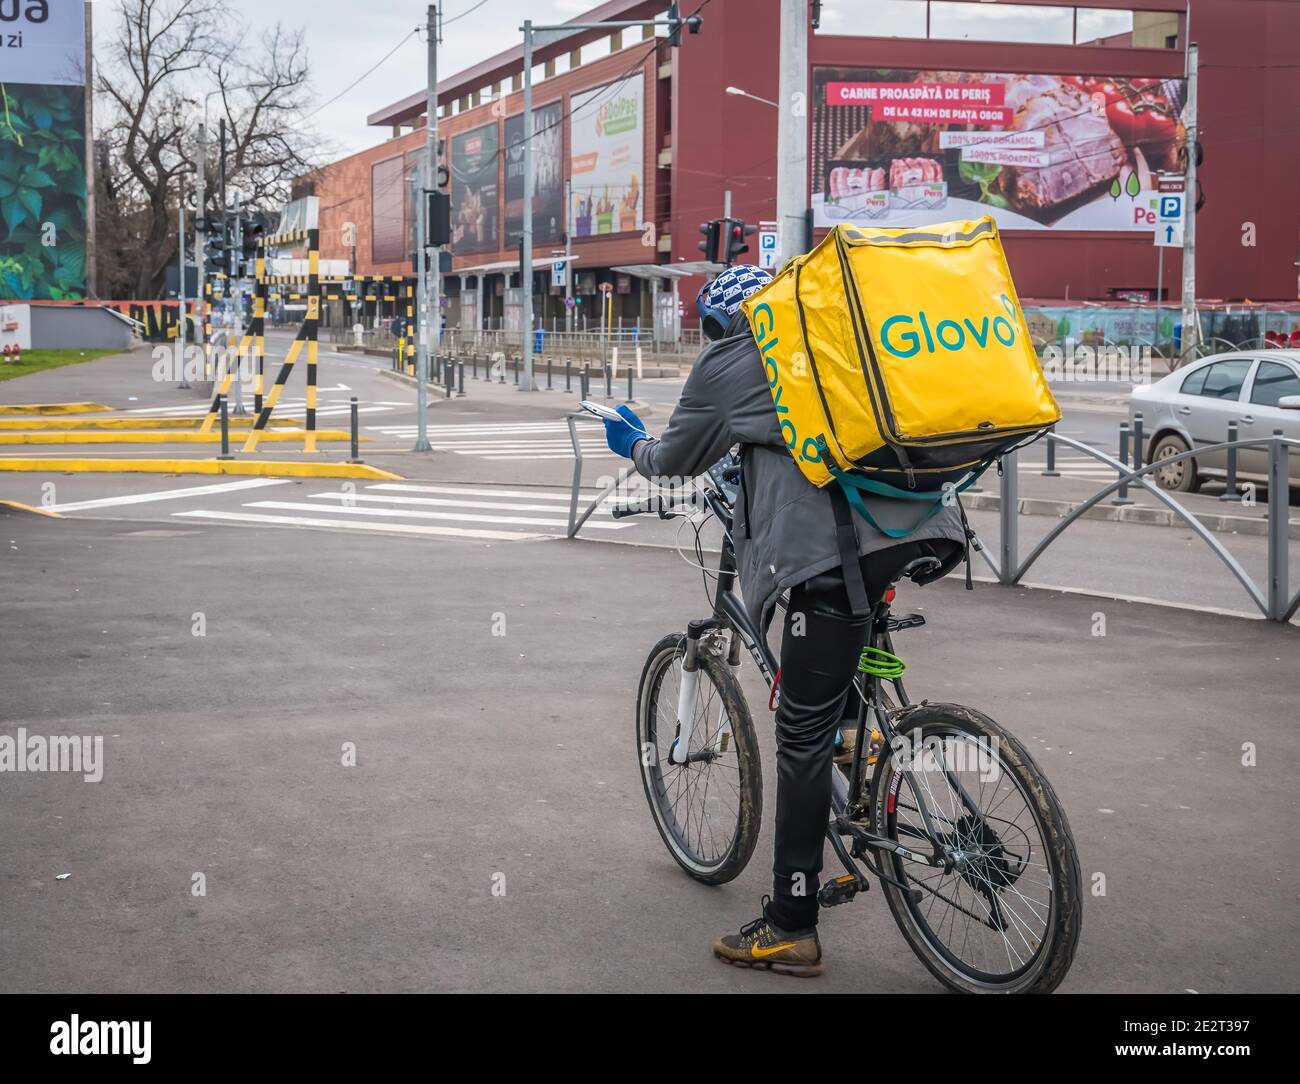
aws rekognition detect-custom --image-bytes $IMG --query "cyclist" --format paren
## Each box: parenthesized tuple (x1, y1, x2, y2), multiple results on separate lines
(602, 264, 968, 977)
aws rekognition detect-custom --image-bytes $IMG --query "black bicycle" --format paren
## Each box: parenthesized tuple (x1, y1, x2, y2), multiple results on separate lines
(617, 452, 1082, 994)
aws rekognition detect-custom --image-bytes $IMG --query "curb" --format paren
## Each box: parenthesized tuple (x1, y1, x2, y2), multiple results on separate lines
(0, 458, 402, 481)
(0, 402, 115, 415)
(0, 430, 364, 445)
(0, 499, 62, 518)
(962, 491, 1300, 540)
(0, 417, 304, 431)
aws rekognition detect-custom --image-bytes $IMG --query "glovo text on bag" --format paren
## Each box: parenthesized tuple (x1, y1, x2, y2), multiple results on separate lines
(749, 293, 839, 488)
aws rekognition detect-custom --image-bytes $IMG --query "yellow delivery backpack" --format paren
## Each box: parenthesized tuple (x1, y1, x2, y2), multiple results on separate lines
(741, 216, 1059, 540)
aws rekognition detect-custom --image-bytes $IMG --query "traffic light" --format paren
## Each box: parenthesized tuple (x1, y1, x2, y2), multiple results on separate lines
(666, 2, 702, 46)
(427, 190, 451, 246)
(203, 231, 226, 272)
(241, 218, 263, 262)
(697, 219, 721, 264)
(723, 218, 757, 265)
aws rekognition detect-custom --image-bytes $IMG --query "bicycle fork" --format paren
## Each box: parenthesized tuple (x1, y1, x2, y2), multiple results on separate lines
(668, 620, 731, 766)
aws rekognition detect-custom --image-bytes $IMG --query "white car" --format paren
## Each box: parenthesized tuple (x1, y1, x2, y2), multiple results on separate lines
(1130, 350, 1300, 493)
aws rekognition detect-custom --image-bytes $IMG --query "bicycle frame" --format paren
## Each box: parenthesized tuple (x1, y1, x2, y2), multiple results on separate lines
(674, 483, 980, 889)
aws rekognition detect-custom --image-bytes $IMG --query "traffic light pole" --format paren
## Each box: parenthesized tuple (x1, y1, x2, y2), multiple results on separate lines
(520, 19, 536, 391)
(518, 7, 700, 390)
(195, 123, 206, 381)
(414, 2, 438, 452)
(177, 198, 189, 389)
(232, 189, 246, 415)
(1180, 42, 1199, 362)
(775, 0, 808, 266)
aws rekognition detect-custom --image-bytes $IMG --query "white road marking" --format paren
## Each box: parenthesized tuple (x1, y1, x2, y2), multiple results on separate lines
(172, 509, 545, 541)
(49, 478, 291, 513)
(370, 484, 607, 502)
(307, 492, 615, 515)
(242, 499, 629, 530)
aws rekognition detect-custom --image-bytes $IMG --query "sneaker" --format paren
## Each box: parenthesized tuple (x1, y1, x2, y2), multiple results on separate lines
(712, 897, 822, 976)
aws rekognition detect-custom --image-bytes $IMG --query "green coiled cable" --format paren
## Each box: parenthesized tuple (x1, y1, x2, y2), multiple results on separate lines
(858, 645, 906, 679)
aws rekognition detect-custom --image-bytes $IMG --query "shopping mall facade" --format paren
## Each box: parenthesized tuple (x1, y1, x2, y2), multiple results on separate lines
(299, 0, 1300, 344)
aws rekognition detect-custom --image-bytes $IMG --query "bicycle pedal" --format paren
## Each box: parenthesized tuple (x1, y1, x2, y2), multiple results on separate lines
(817, 874, 868, 908)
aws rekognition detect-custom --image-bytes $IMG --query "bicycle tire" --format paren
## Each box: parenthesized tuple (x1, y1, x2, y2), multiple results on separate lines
(636, 632, 762, 885)
(869, 702, 1082, 994)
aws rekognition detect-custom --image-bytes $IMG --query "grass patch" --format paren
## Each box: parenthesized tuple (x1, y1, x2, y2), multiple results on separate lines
(0, 348, 123, 383)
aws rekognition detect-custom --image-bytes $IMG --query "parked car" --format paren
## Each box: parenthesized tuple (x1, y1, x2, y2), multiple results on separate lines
(1129, 350, 1300, 493)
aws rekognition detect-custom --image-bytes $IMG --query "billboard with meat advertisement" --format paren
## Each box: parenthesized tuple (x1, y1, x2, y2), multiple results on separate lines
(811, 67, 1188, 232)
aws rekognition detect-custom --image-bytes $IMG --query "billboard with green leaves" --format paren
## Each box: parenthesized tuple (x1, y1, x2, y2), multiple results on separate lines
(0, 83, 87, 299)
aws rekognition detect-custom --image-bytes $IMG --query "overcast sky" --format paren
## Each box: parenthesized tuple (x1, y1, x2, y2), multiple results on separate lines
(91, 0, 1134, 159)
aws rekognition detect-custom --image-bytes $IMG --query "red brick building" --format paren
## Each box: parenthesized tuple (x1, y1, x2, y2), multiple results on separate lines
(300, 0, 1300, 335)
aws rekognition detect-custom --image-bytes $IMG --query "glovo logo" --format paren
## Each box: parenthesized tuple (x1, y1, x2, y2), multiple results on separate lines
(752, 301, 825, 466)
(879, 292, 1020, 360)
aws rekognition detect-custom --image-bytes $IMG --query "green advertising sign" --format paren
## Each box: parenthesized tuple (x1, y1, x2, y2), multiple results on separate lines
(0, 81, 87, 300)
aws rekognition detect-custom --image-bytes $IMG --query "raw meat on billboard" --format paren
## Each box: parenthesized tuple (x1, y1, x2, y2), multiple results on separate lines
(812, 68, 1187, 231)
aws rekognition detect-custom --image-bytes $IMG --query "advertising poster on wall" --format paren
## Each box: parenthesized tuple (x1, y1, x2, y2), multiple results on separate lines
(569, 76, 643, 238)
(505, 101, 563, 246)
(451, 123, 499, 255)
(0, 0, 88, 300)
(810, 67, 1187, 232)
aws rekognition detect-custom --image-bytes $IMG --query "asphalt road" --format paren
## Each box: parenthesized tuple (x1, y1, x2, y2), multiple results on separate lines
(1, 508, 1296, 993)
(2, 345, 1298, 994)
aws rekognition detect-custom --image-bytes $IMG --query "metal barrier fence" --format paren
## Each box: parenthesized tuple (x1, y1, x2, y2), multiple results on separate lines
(983, 431, 1298, 622)
(562, 419, 1299, 624)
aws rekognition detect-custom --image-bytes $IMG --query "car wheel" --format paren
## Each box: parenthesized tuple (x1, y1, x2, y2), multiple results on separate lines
(1150, 433, 1200, 493)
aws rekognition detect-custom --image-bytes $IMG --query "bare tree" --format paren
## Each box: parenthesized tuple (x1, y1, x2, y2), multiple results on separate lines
(95, 0, 324, 298)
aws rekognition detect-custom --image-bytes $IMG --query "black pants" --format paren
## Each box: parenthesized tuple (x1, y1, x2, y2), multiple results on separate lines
(765, 539, 963, 932)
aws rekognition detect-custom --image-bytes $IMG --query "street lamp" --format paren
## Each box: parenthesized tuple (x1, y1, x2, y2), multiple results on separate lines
(725, 86, 778, 108)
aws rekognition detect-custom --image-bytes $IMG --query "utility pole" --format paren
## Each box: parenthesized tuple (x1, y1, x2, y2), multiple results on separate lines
(1180, 41, 1199, 362)
(564, 179, 573, 332)
(177, 197, 189, 389)
(414, 2, 437, 452)
(775, 0, 808, 266)
(195, 123, 206, 380)
(219, 119, 227, 277)
(231, 189, 246, 414)
(520, 19, 536, 391)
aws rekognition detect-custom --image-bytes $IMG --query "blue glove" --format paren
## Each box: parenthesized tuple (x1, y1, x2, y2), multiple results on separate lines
(603, 404, 649, 458)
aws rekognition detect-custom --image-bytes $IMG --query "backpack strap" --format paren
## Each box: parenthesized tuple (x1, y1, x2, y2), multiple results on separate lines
(829, 463, 989, 540)
(827, 483, 872, 617)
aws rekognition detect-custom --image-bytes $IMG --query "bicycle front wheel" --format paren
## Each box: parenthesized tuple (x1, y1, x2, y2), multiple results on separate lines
(870, 703, 1082, 994)
(636, 633, 762, 885)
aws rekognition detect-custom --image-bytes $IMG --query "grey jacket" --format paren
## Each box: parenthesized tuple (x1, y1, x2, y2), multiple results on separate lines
(632, 330, 969, 631)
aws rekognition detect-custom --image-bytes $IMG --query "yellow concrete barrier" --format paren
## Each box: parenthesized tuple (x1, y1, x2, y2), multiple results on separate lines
(0, 458, 401, 480)
(0, 417, 304, 431)
(0, 499, 62, 518)
(0, 403, 115, 415)
(0, 430, 365, 445)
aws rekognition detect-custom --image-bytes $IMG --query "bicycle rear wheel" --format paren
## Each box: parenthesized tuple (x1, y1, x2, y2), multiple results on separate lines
(869, 703, 1081, 993)
(636, 633, 762, 885)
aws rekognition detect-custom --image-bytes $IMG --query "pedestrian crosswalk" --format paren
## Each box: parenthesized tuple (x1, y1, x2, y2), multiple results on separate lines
(124, 391, 396, 421)
(1017, 453, 1121, 482)
(364, 419, 617, 460)
(158, 480, 639, 542)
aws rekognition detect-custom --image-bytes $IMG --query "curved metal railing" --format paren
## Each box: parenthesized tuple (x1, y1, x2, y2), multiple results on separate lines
(979, 432, 1299, 622)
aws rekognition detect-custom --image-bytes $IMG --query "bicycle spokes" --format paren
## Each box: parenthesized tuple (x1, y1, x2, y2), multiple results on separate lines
(889, 730, 1055, 979)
